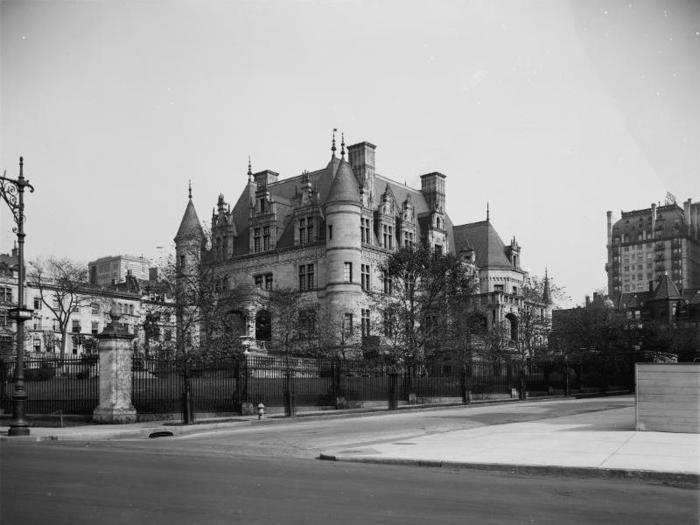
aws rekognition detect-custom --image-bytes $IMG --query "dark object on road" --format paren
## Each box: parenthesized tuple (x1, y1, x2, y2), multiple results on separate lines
(148, 431, 174, 438)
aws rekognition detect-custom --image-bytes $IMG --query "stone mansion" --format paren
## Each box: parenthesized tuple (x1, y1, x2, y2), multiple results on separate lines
(175, 134, 551, 352)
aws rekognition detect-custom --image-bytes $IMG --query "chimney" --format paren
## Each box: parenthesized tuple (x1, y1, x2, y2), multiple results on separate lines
(585, 295, 591, 307)
(253, 170, 279, 187)
(420, 172, 447, 213)
(650, 202, 657, 238)
(684, 198, 692, 225)
(606, 211, 612, 244)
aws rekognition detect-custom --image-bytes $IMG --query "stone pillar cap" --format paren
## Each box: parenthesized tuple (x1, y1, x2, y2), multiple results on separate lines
(98, 303, 135, 340)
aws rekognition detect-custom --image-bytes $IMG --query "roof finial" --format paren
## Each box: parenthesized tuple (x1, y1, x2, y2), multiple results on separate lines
(486, 201, 490, 221)
(247, 156, 253, 182)
(341, 132, 346, 158)
(331, 128, 337, 157)
(188, 179, 192, 200)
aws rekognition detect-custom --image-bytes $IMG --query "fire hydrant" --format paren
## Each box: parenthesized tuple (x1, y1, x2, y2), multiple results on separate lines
(257, 403, 265, 420)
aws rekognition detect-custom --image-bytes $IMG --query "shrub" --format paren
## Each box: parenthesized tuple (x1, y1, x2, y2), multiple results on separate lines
(24, 365, 56, 381)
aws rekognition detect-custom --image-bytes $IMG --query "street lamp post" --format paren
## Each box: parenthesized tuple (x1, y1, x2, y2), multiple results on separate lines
(1, 157, 35, 436)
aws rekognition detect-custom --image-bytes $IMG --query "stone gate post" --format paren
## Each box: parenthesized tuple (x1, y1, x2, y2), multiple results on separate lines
(93, 307, 137, 423)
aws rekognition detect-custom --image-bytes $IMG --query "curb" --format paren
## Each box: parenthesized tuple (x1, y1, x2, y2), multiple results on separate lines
(317, 455, 699, 489)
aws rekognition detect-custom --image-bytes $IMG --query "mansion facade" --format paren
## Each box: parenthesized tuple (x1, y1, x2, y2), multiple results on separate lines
(175, 135, 551, 353)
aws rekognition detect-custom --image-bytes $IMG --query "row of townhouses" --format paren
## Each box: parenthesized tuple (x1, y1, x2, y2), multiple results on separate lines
(0, 250, 175, 358)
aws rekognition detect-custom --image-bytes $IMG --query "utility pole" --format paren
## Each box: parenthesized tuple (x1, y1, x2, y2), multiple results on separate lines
(0, 157, 35, 436)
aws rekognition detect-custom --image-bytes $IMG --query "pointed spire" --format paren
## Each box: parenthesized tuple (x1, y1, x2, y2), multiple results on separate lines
(341, 132, 346, 158)
(542, 267, 552, 304)
(486, 201, 490, 221)
(247, 156, 253, 182)
(188, 179, 192, 200)
(331, 128, 337, 157)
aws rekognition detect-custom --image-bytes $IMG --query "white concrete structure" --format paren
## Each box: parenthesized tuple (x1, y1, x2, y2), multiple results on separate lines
(636, 363, 700, 433)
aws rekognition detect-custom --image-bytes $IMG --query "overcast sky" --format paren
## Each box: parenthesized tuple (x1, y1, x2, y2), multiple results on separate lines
(1, 0, 699, 306)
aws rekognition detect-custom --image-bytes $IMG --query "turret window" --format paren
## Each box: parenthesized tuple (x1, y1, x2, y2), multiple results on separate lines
(361, 309, 370, 337)
(344, 262, 353, 283)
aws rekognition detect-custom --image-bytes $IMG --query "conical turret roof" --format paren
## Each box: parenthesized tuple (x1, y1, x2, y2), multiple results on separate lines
(652, 273, 681, 301)
(326, 159, 360, 203)
(175, 199, 204, 241)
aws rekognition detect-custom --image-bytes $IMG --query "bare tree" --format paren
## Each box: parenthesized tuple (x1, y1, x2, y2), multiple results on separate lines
(29, 257, 89, 361)
(378, 246, 479, 369)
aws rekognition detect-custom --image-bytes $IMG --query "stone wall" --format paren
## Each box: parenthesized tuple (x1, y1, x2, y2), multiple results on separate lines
(636, 363, 700, 433)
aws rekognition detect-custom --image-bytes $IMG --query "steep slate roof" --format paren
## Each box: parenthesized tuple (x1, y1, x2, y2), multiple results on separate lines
(219, 154, 459, 255)
(175, 199, 204, 241)
(452, 220, 513, 269)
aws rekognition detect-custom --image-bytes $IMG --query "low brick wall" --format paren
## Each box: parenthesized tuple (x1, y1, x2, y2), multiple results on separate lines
(636, 364, 700, 433)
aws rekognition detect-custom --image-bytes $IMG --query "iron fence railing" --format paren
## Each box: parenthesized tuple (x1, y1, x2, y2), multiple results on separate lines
(0, 353, 639, 417)
(0, 356, 99, 416)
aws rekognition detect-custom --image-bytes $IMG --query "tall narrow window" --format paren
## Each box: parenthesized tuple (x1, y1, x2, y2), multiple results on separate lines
(299, 218, 306, 245)
(343, 313, 353, 337)
(382, 225, 388, 249)
(328, 224, 333, 240)
(361, 218, 371, 244)
(344, 262, 352, 283)
(361, 264, 370, 291)
(263, 226, 270, 250)
(264, 274, 273, 290)
(383, 274, 393, 294)
(361, 309, 370, 337)
(383, 310, 394, 337)
(306, 264, 315, 289)
(299, 265, 306, 291)
(254, 275, 263, 288)
(388, 226, 393, 249)
(306, 217, 314, 242)
(254, 228, 261, 253)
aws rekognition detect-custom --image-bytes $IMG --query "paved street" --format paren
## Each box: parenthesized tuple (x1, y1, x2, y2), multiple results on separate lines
(1, 439, 696, 525)
(1, 397, 697, 524)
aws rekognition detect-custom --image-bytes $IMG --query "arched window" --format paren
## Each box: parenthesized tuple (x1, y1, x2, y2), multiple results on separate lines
(255, 310, 271, 341)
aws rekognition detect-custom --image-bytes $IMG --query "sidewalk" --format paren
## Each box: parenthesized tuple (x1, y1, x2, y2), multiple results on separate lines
(319, 406, 700, 486)
(0, 395, 535, 442)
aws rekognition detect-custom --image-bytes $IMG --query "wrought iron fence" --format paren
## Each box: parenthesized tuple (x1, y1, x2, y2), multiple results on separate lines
(0, 356, 99, 416)
(0, 353, 639, 417)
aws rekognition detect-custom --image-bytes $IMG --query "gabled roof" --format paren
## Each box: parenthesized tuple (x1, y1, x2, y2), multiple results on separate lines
(175, 199, 204, 241)
(652, 273, 681, 301)
(452, 220, 513, 270)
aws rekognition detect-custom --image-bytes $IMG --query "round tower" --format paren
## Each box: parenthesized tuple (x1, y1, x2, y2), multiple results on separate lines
(323, 157, 363, 339)
(174, 182, 205, 276)
(174, 183, 205, 352)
